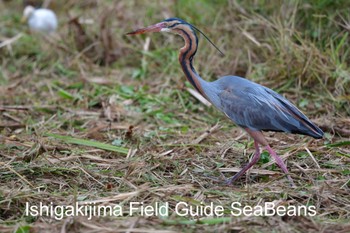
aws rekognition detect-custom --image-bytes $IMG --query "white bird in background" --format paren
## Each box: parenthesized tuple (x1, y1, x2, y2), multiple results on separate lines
(22, 5, 58, 34)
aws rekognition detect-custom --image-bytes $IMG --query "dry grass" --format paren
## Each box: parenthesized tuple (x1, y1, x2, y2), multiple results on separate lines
(0, 0, 349, 232)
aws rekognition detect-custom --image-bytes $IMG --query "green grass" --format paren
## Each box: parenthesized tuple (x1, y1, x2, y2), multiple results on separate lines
(46, 133, 129, 154)
(0, 0, 349, 233)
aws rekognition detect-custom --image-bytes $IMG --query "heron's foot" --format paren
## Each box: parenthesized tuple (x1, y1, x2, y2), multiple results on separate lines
(224, 176, 237, 186)
(224, 141, 261, 186)
(285, 174, 296, 187)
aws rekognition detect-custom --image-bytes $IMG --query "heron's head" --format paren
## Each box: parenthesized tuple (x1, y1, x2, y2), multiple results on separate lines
(22, 5, 35, 22)
(127, 18, 225, 56)
(126, 18, 194, 35)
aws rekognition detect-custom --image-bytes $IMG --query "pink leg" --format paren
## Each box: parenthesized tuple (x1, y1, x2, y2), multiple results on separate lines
(226, 141, 260, 185)
(226, 129, 295, 186)
(265, 145, 295, 186)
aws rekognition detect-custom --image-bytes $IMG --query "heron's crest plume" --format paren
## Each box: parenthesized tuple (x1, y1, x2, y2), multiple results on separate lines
(164, 18, 225, 57)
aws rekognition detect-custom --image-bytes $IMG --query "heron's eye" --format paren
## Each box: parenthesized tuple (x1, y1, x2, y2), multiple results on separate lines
(168, 23, 180, 29)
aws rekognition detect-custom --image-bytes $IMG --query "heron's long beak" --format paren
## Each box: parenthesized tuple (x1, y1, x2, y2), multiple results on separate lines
(126, 22, 165, 35)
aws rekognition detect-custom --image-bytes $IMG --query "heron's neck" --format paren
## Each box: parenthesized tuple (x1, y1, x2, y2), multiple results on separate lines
(176, 28, 208, 98)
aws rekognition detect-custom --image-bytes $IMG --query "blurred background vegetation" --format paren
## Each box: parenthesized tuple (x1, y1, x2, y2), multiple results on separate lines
(1, 0, 349, 115)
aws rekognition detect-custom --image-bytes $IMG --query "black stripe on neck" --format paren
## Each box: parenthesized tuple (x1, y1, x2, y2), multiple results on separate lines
(178, 29, 202, 94)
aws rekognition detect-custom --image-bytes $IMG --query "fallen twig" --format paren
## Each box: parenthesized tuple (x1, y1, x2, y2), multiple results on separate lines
(191, 123, 221, 144)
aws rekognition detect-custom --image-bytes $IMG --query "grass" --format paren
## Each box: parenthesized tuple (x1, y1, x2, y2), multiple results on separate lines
(46, 133, 129, 154)
(1, 0, 350, 232)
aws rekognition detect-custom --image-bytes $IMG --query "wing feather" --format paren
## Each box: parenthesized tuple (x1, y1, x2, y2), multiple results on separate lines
(215, 76, 323, 138)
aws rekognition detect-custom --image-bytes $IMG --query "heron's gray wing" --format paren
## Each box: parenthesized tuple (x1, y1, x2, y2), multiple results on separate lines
(218, 84, 323, 138)
(263, 88, 323, 138)
(218, 86, 290, 131)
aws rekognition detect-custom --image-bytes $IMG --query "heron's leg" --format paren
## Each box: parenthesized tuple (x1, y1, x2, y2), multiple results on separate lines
(244, 129, 295, 186)
(226, 141, 260, 185)
(265, 145, 295, 186)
